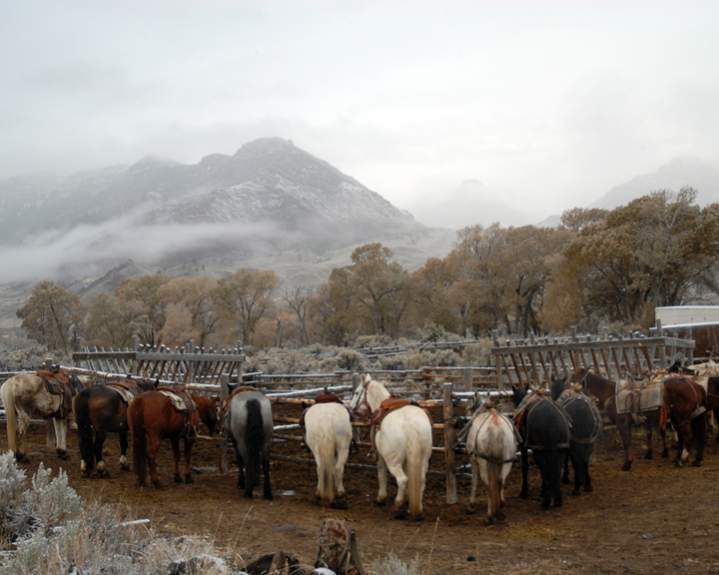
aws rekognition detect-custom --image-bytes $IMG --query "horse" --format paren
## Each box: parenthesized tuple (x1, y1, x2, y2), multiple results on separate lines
(550, 377, 602, 495)
(663, 376, 707, 467)
(128, 387, 219, 487)
(224, 388, 274, 500)
(464, 400, 517, 524)
(512, 385, 571, 509)
(74, 378, 156, 477)
(350, 374, 432, 520)
(1, 369, 84, 462)
(687, 361, 719, 440)
(303, 393, 352, 508)
(568, 368, 668, 470)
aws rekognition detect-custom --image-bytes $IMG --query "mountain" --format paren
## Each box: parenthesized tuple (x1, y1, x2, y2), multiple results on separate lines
(593, 156, 719, 209)
(410, 179, 531, 229)
(0, 139, 455, 325)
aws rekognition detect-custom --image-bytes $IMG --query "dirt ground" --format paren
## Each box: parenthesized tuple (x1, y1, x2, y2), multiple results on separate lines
(4, 420, 719, 575)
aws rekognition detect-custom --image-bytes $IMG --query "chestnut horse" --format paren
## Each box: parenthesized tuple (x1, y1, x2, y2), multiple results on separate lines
(74, 378, 155, 477)
(663, 376, 707, 467)
(128, 388, 219, 487)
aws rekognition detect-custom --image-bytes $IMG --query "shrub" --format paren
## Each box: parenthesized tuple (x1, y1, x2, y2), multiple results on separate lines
(369, 553, 421, 575)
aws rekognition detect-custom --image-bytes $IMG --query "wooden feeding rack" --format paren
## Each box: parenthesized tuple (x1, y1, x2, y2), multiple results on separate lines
(72, 344, 244, 385)
(492, 330, 695, 388)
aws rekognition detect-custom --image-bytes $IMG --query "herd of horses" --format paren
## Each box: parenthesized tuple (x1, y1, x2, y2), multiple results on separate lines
(2, 361, 719, 526)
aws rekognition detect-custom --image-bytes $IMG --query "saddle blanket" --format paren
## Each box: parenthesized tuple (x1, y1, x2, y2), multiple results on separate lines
(615, 379, 663, 415)
(159, 390, 191, 412)
(108, 384, 136, 404)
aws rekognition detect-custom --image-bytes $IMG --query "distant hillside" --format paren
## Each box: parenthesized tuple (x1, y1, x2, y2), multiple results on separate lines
(593, 157, 719, 209)
(410, 179, 531, 229)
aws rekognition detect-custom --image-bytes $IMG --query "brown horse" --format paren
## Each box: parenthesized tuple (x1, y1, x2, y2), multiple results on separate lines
(128, 387, 219, 487)
(74, 378, 155, 477)
(568, 368, 668, 471)
(663, 376, 707, 467)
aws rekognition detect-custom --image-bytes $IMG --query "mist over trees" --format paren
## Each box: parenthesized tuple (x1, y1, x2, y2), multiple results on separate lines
(16, 190, 719, 354)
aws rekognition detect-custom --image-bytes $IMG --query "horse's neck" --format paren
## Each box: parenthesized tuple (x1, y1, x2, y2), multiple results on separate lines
(367, 382, 390, 412)
(588, 376, 614, 401)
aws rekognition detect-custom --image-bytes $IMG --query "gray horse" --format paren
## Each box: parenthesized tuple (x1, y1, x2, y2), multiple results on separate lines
(225, 389, 274, 499)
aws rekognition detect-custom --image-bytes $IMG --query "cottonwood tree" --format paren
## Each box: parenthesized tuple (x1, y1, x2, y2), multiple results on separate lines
(283, 286, 312, 346)
(84, 293, 144, 348)
(215, 269, 278, 345)
(16, 281, 84, 355)
(158, 277, 220, 347)
(116, 274, 169, 346)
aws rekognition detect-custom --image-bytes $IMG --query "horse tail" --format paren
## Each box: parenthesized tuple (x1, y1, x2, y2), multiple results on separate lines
(1, 380, 18, 453)
(318, 432, 336, 502)
(406, 432, 428, 517)
(245, 399, 264, 491)
(130, 399, 147, 485)
(486, 458, 502, 517)
(75, 391, 95, 473)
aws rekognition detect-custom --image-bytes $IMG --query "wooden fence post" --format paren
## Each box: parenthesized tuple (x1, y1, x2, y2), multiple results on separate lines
(219, 374, 230, 474)
(443, 382, 458, 504)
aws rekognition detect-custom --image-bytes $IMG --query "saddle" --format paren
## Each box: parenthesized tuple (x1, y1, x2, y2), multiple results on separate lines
(557, 389, 603, 444)
(300, 391, 348, 428)
(157, 386, 199, 436)
(370, 397, 412, 428)
(515, 395, 572, 450)
(36, 369, 74, 418)
(615, 376, 664, 416)
(108, 379, 144, 404)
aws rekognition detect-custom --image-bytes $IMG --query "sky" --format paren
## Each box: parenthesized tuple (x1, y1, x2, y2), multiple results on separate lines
(2, 1, 719, 224)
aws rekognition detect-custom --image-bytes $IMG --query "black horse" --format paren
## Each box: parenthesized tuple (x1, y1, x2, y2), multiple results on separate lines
(550, 376, 602, 495)
(512, 385, 571, 509)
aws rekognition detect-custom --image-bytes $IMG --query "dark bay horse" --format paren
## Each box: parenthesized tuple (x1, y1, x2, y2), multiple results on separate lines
(128, 387, 219, 487)
(512, 386, 571, 509)
(568, 368, 667, 470)
(550, 378, 602, 495)
(75, 378, 155, 477)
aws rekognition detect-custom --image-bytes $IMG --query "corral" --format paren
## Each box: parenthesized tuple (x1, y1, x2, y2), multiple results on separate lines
(2, 332, 718, 574)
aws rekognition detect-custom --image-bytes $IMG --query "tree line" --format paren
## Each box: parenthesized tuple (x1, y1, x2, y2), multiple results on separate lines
(17, 189, 719, 354)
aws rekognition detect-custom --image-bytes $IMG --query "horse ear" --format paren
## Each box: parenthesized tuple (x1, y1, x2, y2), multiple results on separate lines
(362, 374, 371, 387)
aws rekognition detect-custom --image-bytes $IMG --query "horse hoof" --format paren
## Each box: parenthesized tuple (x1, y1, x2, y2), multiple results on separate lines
(661, 449, 669, 458)
(184, 475, 193, 484)
(674, 460, 683, 468)
(97, 469, 109, 479)
(621, 462, 632, 472)
(243, 492, 254, 499)
(56, 450, 68, 460)
(571, 490, 581, 497)
(152, 481, 162, 488)
(330, 499, 348, 510)
(14, 452, 29, 464)
(554, 498, 563, 508)
(120, 463, 130, 471)
(412, 514, 424, 522)
(393, 505, 408, 520)
(541, 500, 551, 510)
(691, 460, 703, 467)
(644, 451, 653, 460)
(466, 505, 476, 515)
(484, 516, 497, 526)
(263, 492, 273, 501)
(174, 474, 183, 483)
(584, 484, 594, 493)
(519, 490, 529, 499)
(375, 497, 388, 507)
(496, 509, 506, 522)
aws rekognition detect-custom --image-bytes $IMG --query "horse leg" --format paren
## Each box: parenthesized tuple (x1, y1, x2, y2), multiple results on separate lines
(618, 417, 633, 471)
(15, 412, 30, 463)
(562, 454, 571, 484)
(660, 419, 669, 458)
(148, 435, 162, 488)
(171, 437, 182, 483)
(520, 446, 529, 498)
(384, 457, 409, 519)
(375, 455, 389, 506)
(673, 419, 686, 467)
(53, 418, 68, 460)
(119, 431, 130, 471)
(261, 449, 272, 500)
(644, 418, 654, 460)
(95, 429, 108, 477)
(691, 415, 706, 467)
(333, 442, 350, 507)
(183, 437, 194, 484)
(535, 453, 551, 510)
(553, 452, 564, 508)
(467, 458, 479, 514)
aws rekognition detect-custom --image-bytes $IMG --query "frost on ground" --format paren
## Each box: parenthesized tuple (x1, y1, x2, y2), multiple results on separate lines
(0, 452, 231, 574)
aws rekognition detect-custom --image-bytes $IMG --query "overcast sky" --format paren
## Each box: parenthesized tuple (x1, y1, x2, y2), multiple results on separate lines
(2, 1, 718, 221)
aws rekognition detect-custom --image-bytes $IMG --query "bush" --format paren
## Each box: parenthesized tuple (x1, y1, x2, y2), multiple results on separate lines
(369, 553, 421, 575)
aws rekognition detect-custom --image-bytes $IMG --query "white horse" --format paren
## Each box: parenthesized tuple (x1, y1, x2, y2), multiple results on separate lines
(465, 402, 517, 524)
(1, 372, 81, 462)
(304, 402, 352, 508)
(350, 375, 432, 520)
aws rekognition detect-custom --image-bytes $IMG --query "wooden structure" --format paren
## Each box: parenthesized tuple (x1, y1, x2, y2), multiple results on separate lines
(72, 344, 244, 385)
(492, 332, 695, 388)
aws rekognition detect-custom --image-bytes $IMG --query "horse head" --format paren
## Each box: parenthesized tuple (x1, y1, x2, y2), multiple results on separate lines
(511, 384, 528, 407)
(349, 375, 372, 419)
